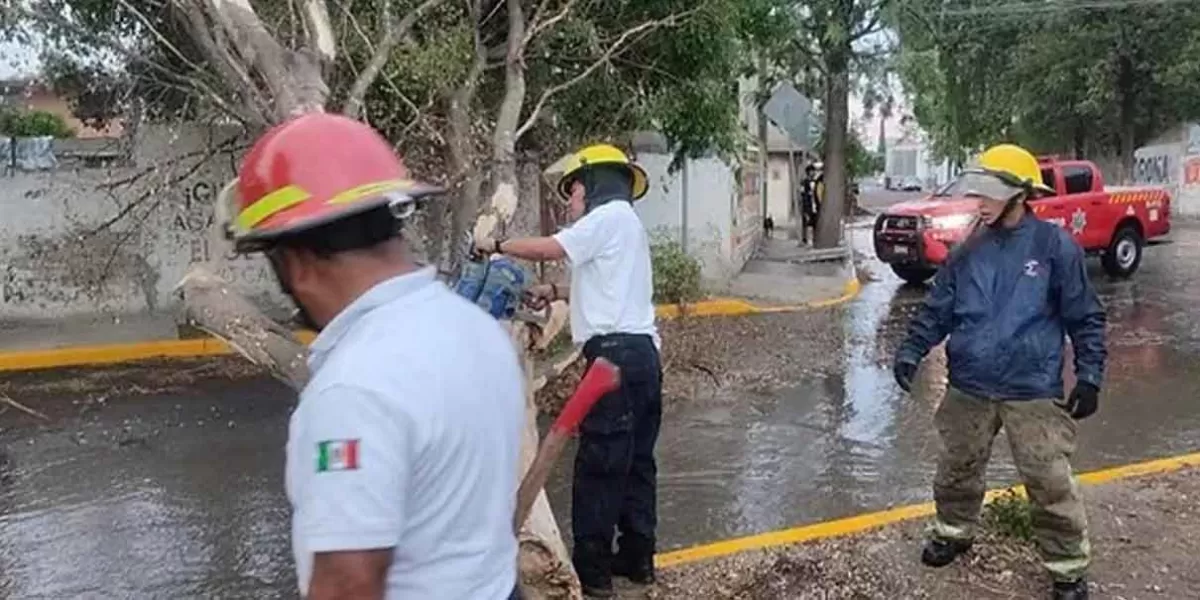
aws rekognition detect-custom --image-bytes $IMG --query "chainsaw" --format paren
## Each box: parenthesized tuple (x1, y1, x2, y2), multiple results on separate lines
(449, 231, 548, 326)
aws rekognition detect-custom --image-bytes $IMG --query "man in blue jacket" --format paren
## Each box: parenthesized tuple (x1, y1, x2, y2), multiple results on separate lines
(893, 144, 1107, 600)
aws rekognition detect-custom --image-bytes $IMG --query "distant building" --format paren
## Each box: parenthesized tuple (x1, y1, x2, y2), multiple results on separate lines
(0, 78, 124, 138)
(884, 118, 954, 189)
(763, 121, 816, 227)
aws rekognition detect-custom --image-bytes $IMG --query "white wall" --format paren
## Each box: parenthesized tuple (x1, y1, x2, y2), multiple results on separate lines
(1134, 127, 1200, 218)
(887, 142, 955, 188)
(765, 155, 793, 224)
(0, 125, 292, 327)
(632, 153, 755, 283)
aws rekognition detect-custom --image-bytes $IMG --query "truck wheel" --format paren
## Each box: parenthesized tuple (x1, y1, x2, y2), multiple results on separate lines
(1101, 225, 1144, 278)
(891, 265, 937, 285)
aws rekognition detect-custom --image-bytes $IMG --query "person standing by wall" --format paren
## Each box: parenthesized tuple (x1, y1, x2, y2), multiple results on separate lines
(475, 144, 663, 599)
(799, 163, 822, 244)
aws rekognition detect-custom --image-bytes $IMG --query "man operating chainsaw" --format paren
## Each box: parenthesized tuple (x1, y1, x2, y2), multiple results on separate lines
(220, 113, 524, 600)
(893, 144, 1107, 600)
(475, 144, 662, 598)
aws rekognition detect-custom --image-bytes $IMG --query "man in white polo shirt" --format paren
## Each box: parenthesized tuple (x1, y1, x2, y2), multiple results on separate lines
(475, 144, 662, 598)
(221, 113, 524, 599)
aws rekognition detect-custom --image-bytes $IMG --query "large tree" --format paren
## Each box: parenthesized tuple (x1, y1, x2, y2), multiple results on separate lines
(756, 0, 888, 248)
(892, 0, 1200, 176)
(4, 0, 788, 596)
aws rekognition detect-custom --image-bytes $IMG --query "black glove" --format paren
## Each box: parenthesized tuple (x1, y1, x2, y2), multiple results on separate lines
(1060, 382, 1100, 420)
(894, 360, 918, 393)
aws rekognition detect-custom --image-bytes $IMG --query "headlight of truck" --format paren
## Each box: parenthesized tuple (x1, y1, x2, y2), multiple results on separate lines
(929, 214, 975, 230)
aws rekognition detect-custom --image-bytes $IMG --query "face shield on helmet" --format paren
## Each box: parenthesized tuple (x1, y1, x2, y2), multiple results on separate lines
(958, 170, 1026, 203)
(953, 169, 1029, 229)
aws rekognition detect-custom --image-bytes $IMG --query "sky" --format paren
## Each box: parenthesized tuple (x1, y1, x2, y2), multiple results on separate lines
(0, 41, 39, 79)
(850, 92, 908, 150)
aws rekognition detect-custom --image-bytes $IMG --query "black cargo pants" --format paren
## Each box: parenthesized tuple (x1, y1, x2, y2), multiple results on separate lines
(572, 333, 663, 568)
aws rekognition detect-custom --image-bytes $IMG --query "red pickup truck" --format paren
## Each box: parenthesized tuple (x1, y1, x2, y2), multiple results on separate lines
(873, 157, 1171, 284)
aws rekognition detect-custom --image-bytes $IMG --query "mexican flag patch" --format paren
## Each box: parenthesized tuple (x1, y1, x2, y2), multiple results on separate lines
(316, 439, 360, 472)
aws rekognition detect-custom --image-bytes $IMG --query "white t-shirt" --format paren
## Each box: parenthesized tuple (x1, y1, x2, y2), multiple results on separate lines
(286, 267, 524, 599)
(553, 200, 660, 347)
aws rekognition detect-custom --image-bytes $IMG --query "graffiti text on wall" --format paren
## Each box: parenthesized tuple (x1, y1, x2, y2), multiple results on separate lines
(1134, 154, 1172, 185)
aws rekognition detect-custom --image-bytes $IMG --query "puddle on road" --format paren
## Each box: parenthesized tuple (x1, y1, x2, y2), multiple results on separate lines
(0, 377, 296, 599)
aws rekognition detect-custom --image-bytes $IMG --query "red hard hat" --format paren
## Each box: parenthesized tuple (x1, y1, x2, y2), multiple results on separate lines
(219, 113, 443, 251)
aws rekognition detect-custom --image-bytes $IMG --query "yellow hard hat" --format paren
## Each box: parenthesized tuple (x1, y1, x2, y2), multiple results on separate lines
(974, 144, 1054, 195)
(557, 144, 649, 201)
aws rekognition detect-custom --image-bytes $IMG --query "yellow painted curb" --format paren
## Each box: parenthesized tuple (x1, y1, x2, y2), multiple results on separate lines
(0, 331, 317, 373)
(654, 449, 1200, 568)
(0, 274, 862, 372)
(655, 275, 862, 320)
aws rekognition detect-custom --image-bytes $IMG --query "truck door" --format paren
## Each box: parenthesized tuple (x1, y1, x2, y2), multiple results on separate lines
(1059, 164, 1110, 249)
(1031, 165, 1071, 232)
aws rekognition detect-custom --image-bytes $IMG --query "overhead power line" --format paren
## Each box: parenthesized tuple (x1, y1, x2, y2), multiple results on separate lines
(938, 0, 1200, 18)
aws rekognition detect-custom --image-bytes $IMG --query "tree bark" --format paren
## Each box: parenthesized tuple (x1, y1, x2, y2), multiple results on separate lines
(473, 3, 580, 596)
(816, 51, 850, 249)
(439, 0, 488, 271)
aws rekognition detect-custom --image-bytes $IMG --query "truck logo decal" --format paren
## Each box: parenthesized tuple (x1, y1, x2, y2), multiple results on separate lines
(1070, 208, 1087, 235)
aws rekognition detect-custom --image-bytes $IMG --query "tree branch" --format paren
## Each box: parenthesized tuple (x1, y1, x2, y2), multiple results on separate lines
(299, 0, 337, 63)
(332, 0, 378, 50)
(524, 0, 580, 49)
(19, 1, 260, 125)
(343, 0, 448, 119)
(514, 8, 700, 141)
(491, 0, 527, 167)
(851, 1, 888, 43)
(87, 135, 245, 237)
(175, 0, 272, 125)
(202, 0, 328, 118)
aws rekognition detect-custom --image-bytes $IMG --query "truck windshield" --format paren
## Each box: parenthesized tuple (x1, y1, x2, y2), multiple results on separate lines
(930, 178, 962, 198)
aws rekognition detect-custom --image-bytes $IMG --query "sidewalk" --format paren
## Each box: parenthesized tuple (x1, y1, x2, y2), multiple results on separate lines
(719, 235, 853, 307)
(1, 314, 184, 352)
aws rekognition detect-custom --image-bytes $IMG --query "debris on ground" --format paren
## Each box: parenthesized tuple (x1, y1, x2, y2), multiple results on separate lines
(532, 309, 849, 417)
(0, 358, 269, 422)
(647, 467, 1200, 599)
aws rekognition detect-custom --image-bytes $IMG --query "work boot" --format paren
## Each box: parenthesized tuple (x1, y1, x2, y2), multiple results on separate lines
(1052, 579, 1088, 600)
(613, 533, 656, 584)
(920, 538, 973, 568)
(573, 539, 615, 598)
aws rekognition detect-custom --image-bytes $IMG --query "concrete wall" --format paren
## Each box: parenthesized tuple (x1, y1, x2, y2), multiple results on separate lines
(1133, 123, 1200, 218)
(886, 142, 954, 188)
(631, 151, 758, 284)
(765, 154, 794, 224)
(0, 124, 292, 328)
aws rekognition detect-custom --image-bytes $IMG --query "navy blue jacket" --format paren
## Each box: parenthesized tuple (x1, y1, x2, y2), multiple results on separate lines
(895, 214, 1107, 400)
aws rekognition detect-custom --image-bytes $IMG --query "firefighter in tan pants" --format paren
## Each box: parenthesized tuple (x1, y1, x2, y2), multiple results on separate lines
(893, 144, 1107, 600)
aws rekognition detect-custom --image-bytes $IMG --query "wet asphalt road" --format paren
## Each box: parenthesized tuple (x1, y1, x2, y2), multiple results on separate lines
(2, 212, 1200, 597)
